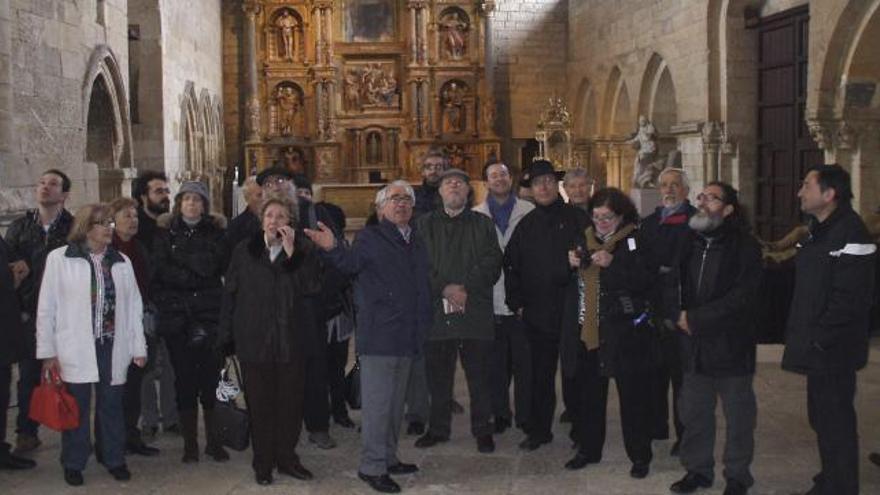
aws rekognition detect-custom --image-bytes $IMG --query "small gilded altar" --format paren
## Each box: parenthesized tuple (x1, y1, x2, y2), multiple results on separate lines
(228, 0, 501, 184)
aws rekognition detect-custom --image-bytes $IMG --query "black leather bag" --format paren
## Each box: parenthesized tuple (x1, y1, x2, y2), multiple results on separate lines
(344, 357, 361, 410)
(212, 358, 250, 451)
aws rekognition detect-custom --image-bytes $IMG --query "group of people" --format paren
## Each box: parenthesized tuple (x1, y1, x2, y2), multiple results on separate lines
(0, 149, 876, 495)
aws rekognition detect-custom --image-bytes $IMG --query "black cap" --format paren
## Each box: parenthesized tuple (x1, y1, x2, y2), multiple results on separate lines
(523, 159, 563, 186)
(256, 166, 294, 186)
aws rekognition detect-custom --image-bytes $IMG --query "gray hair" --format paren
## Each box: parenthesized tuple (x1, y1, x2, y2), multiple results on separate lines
(562, 168, 591, 186)
(375, 180, 416, 208)
(658, 167, 690, 190)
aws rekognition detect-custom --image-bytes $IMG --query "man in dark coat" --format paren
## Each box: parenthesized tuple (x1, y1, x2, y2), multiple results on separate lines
(132, 170, 171, 253)
(224, 175, 262, 252)
(0, 237, 36, 470)
(783, 165, 876, 495)
(638, 167, 697, 455)
(503, 159, 590, 451)
(412, 147, 449, 219)
(306, 180, 432, 494)
(668, 182, 762, 495)
(413, 168, 503, 454)
(4, 169, 74, 454)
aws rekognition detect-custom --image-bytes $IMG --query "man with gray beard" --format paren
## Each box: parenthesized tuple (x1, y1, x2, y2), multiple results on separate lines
(668, 182, 762, 495)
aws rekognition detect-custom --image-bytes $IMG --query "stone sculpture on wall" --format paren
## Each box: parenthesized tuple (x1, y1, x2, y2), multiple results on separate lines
(442, 81, 466, 134)
(628, 115, 661, 188)
(276, 9, 299, 61)
(275, 84, 302, 136)
(439, 10, 469, 60)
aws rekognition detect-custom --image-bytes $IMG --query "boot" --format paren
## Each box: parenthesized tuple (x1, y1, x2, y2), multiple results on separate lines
(203, 408, 229, 462)
(179, 409, 199, 463)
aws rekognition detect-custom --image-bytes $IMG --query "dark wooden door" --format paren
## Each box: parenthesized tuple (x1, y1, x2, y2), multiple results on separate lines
(755, 6, 824, 241)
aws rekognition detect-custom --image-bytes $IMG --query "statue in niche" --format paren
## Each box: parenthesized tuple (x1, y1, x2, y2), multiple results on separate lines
(281, 146, 305, 174)
(627, 115, 661, 188)
(443, 82, 466, 134)
(440, 11, 468, 60)
(275, 85, 301, 136)
(276, 10, 299, 61)
(344, 70, 362, 111)
(366, 132, 382, 164)
(481, 96, 496, 133)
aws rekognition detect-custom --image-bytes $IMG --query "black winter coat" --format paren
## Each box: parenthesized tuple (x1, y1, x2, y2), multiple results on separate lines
(0, 238, 25, 365)
(677, 222, 763, 377)
(217, 231, 322, 364)
(4, 209, 74, 316)
(224, 210, 260, 255)
(783, 205, 876, 375)
(504, 199, 589, 337)
(561, 225, 654, 378)
(639, 202, 697, 324)
(151, 214, 229, 337)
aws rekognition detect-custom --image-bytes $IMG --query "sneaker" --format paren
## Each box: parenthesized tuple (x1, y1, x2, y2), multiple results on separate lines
(13, 433, 41, 454)
(308, 431, 337, 449)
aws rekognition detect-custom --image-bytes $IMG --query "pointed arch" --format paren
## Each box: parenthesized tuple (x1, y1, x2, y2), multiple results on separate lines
(82, 45, 133, 170)
(638, 53, 678, 133)
(601, 66, 633, 137)
(573, 78, 599, 138)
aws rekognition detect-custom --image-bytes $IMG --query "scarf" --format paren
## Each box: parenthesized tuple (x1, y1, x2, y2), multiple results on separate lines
(487, 194, 516, 234)
(578, 223, 636, 350)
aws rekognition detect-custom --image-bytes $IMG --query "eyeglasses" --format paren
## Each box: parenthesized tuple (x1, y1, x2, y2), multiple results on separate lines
(93, 219, 116, 229)
(531, 175, 556, 187)
(696, 193, 723, 204)
(150, 187, 171, 194)
(264, 176, 291, 185)
(388, 195, 414, 205)
(591, 213, 619, 224)
(423, 162, 447, 171)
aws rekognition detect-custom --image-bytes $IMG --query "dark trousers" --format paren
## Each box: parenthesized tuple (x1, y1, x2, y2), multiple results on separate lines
(1, 365, 11, 454)
(527, 334, 559, 441)
(123, 363, 145, 443)
(63, 340, 125, 471)
(404, 353, 429, 424)
(651, 335, 683, 440)
(359, 355, 411, 476)
(679, 373, 756, 486)
(572, 346, 653, 465)
(241, 361, 305, 475)
(807, 371, 859, 495)
(425, 339, 493, 438)
(327, 333, 350, 420)
(488, 315, 532, 428)
(303, 343, 330, 433)
(15, 356, 41, 437)
(164, 332, 221, 413)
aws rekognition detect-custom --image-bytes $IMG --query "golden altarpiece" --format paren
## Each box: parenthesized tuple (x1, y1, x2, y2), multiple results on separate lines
(230, 0, 500, 192)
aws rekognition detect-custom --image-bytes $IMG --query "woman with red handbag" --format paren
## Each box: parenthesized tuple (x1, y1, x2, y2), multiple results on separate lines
(36, 203, 148, 486)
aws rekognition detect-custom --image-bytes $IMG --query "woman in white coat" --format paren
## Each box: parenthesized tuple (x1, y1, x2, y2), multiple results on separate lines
(36, 203, 147, 487)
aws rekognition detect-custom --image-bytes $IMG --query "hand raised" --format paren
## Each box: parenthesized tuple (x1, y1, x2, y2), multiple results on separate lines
(303, 221, 336, 251)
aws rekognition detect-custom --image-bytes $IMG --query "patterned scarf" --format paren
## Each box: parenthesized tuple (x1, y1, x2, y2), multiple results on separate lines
(578, 223, 636, 350)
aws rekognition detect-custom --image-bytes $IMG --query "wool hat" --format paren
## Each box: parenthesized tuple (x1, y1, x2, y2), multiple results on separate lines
(176, 181, 210, 211)
(438, 168, 470, 184)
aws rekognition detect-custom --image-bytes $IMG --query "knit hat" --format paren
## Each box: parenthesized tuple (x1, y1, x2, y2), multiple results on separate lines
(176, 181, 210, 211)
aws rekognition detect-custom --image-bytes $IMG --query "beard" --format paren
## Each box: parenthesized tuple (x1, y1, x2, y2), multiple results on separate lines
(689, 211, 723, 233)
(146, 198, 170, 215)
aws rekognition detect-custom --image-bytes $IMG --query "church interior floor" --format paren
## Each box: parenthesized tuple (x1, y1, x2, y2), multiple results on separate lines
(3, 341, 880, 494)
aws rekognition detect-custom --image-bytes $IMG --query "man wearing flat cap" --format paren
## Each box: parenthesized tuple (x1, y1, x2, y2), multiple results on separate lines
(414, 168, 503, 454)
(503, 159, 590, 451)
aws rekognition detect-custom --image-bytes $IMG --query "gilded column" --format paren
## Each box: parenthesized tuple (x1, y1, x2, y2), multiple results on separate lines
(244, 2, 262, 142)
(314, 6, 323, 65)
(410, 6, 418, 63)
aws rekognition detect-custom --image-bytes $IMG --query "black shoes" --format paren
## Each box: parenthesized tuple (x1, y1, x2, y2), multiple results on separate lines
(406, 421, 425, 436)
(0, 453, 36, 470)
(387, 462, 419, 475)
(494, 417, 511, 434)
(334, 415, 356, 428)
(278, 462, 314, 480)
(415, 432, 448, 448)
(518, 435, 552, 451)
(630, 462, 650, 479)
(476, 435, 495, 453)
(255, 471, 273, 485)
(670, 472, 713, 493)
(358, 472, 401, 493)
(723, 479, 748, 495)
(126, 440, 160, 456)
(564, 452, 599, 470)
(870, 452, 880, 467)
(108, 464, 132, 481)
(64, 468, 84, 486)
(205, 443, 230, 462)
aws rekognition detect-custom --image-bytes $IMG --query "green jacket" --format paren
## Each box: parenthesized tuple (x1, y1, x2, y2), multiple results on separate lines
(417, 208, 502, 341)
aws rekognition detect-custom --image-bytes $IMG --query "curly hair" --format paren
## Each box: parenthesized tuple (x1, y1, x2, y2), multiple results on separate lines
(588, 187, 639, 226)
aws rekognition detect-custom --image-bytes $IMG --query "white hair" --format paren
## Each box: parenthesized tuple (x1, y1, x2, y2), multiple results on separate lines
(375, 180, 416, 207)
(562, 168, 591, 186)
(658, 167, 690, 190)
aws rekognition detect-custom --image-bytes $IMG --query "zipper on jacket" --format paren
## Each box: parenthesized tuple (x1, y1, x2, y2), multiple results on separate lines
(696, 238, 712, 296)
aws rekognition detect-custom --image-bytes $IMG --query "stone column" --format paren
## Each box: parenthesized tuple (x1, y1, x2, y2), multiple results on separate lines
(316, 81, 325, 140)
(243, 2, 262, 142)
(702, 121, 723, 183)
(0, 0, 13, 152)
(410, 6, 418, 63)
(418, 7, 428, 64)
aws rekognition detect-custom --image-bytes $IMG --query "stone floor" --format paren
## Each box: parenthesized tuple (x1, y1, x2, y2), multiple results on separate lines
(3, 344, 880, 494)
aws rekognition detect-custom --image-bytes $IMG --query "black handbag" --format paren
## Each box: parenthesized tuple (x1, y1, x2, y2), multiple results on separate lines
(212, 358, 250, 451)
(344, 357, 361, 410)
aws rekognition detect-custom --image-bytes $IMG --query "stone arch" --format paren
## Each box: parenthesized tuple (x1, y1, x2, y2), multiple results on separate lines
(707, 0, 761, 123)
(823, 1, 880, 119)
(180, 82, 202, 180)
(573, 78, 599, 138)
(638, 53, 678, 134)
(83, 45, 134, 200)
(601, 66, 632, 137)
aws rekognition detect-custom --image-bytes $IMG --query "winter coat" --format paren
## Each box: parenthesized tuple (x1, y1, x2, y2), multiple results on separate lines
(413, 182, 441, 219)
(151, 213, 228, 338)
(217, 231, 322, 364)
(473, 198, 535, 315)
(224, 209, 260, 255)
(35, 244, 147, 385)
(783, 205, 877, 375)
(0, 238, 25, 366)
(639, 202, 697, 324)
(135, 207, 161, 255)
(677, 221, 763, 377)
(417, 208, 503, 341)
(504, 199, 590, 337)
(4, 208, 74, 317)
(561, 225, 654, 378)
(323, 219, 433, 357)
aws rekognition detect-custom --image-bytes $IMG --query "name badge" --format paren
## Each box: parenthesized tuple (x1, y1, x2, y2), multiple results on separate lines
(627, 238, 637, 251)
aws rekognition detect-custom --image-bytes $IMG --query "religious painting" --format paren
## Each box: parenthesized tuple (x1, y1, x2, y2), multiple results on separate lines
(345, 0, 396, 42)
(342, 60, 401, 113)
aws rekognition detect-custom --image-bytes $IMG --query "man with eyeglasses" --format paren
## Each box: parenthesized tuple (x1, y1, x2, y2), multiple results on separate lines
(668, 182, 762, 495)
(4, 169, 75, 457)
(503, 160, 590, 451)
(638, 168, 696, 456)
(413, 147, 450, 219)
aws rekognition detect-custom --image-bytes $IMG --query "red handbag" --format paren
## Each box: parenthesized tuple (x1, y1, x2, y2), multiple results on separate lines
(28, 368, 80, 431)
